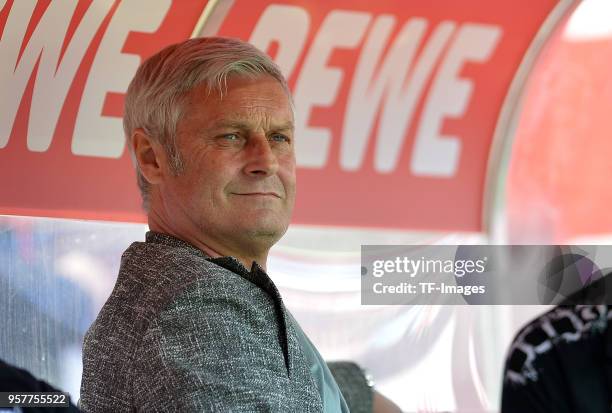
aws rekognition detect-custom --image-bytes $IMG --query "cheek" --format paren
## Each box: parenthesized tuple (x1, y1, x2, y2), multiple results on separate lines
(191, 162, 240, 199)
(279, 153, 296, 179)
(279, 166, 296, 192)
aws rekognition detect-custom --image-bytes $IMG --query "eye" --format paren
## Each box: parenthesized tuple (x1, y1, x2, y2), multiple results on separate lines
(269, 133, 290, 143)
(216, 133, 244, 146)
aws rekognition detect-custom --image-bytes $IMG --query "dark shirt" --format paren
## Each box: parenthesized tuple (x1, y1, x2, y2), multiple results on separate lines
(0, 358, 80, 413)
(502, 305, 612, 412)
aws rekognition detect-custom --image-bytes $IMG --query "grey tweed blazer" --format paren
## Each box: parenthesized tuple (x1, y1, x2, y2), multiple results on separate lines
(80, 232, 371, 412)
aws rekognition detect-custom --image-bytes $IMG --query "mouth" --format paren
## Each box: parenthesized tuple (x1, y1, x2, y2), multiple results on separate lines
(232, 192, 281, 199)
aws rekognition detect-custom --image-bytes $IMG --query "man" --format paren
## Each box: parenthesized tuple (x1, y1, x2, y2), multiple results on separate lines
(80, 37, 399, 412)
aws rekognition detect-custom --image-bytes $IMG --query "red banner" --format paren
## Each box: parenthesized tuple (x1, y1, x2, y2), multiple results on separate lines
(0, 0, 210, 221)
(0, 0, 562, 231)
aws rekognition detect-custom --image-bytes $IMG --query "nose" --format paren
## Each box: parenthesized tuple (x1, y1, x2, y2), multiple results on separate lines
(243, 134, 279, 177)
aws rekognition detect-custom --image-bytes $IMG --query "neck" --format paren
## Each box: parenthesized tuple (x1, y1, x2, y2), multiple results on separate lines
(147, 211, 269, 272)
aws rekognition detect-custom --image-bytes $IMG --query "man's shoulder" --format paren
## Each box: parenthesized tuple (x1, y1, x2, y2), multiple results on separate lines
(503, 305, 609, 386)
(88, 241, 258, 337)
(116, 240, 256, 299)
(80, 241, 272, 411)
(120, 239, 215, 281)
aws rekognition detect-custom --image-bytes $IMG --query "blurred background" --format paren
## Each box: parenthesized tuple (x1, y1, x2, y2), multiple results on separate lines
(2, 0, 612, 411)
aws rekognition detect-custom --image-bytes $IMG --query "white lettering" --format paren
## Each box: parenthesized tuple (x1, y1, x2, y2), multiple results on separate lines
(411, 23, 501, 176)
(72, 0, 171, 158)
(0, 0, 112, 150)
(372, 260, 384, 277)
(249, 4, 310, 80)
(293, 10, 371, 168)
(342, 18, 454, 172)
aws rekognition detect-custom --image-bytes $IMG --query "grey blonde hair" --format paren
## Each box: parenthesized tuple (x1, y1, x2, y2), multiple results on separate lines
(123, 37, 291, 211)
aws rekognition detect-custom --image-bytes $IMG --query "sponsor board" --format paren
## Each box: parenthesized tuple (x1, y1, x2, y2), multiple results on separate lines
(1, 0, 561, 230)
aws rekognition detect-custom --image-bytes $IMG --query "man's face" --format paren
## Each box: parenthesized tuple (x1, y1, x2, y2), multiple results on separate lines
(158, 75, 296, 257)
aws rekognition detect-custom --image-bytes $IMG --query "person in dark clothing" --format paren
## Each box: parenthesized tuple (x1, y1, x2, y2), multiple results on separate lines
(0, 358, 79, 412)
(501, 305, 612, 412)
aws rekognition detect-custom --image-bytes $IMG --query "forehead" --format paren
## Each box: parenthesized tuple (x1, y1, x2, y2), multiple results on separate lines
(180, 75, 294, 128)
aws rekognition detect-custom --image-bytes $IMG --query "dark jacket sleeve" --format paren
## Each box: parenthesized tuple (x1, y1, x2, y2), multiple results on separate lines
(327, 361, 373, 413)
(501, 306, 610, 413)
(501, 364, 573, 413)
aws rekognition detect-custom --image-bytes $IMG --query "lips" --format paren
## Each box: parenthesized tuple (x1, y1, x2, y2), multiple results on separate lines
(232, 192, 281, 198)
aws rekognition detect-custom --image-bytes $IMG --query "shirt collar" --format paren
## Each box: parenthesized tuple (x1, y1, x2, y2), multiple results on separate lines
(145, 230, 266, 276)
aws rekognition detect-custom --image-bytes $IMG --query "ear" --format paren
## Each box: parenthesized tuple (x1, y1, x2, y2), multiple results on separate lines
(131, 128, 167, 185)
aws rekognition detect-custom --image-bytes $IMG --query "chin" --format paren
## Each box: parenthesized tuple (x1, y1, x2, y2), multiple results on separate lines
(242, 221, 288, 242)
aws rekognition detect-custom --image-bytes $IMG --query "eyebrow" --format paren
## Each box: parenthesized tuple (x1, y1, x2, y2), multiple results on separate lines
(212, 120, 295, 131)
